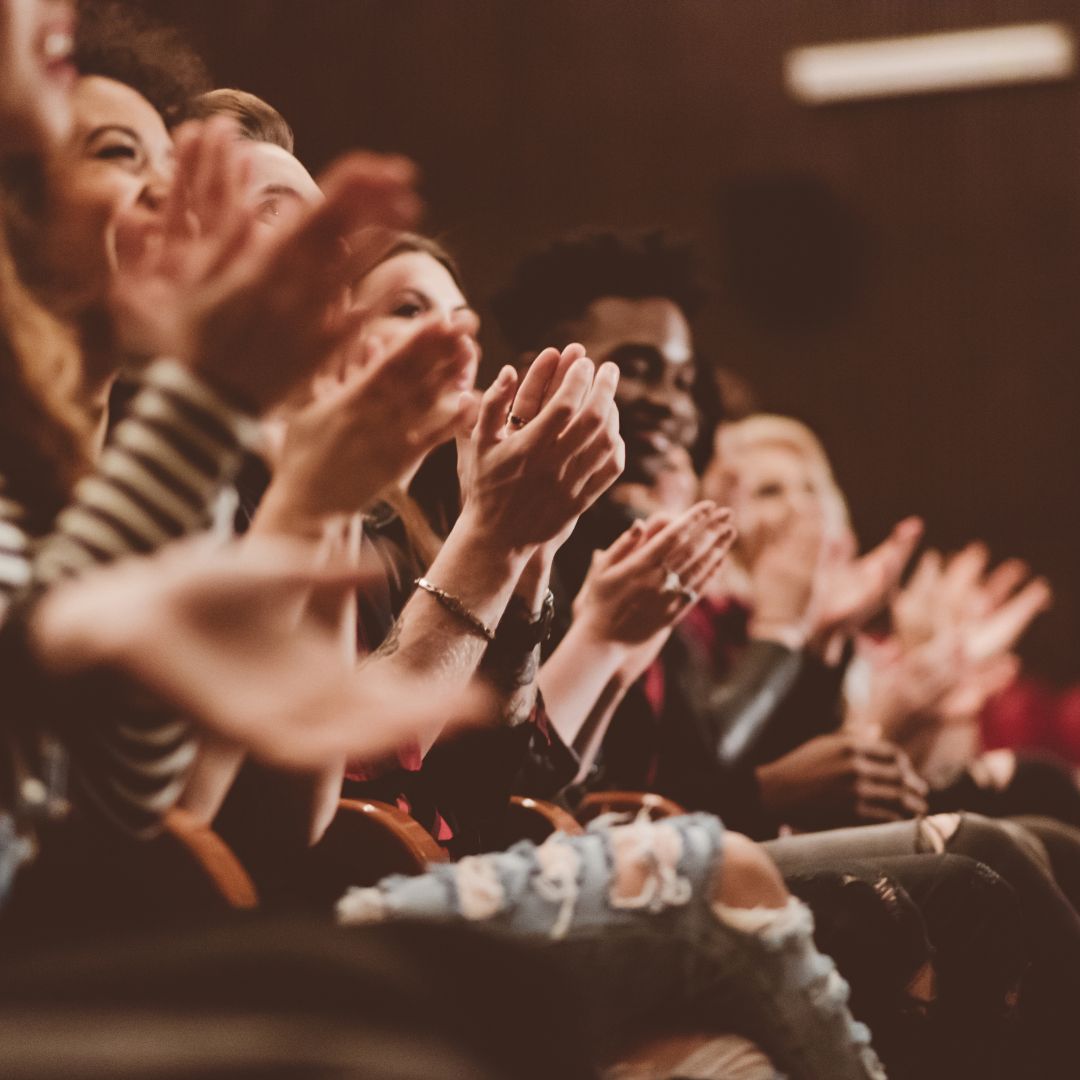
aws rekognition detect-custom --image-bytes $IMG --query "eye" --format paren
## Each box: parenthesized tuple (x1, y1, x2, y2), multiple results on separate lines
(388, 290, 429, 319)
(257, 198, 281, 221)
(90, 137, 145, 173)
(754, 482, 784, 499)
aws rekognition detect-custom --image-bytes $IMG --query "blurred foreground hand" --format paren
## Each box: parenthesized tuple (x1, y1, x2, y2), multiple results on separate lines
(30, 538, 491, 769)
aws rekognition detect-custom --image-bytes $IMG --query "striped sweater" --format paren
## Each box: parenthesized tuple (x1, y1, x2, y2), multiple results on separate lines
(1, 358, 258, 838)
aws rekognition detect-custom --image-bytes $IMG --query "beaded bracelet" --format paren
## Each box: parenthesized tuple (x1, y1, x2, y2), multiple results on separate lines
(414, 577, 497, 642)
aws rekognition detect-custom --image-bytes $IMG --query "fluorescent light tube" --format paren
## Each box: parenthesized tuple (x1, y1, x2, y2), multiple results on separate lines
(786, 22, 1076, 104)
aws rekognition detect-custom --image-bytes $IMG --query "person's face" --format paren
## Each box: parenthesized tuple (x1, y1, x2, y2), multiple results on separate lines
(243, 141, 322, 233)
(348, 250, 479, 391)
(0, 0, 75, 153)
(561, 296, 699, 485)
(41, 75, 173, 307)
(725, 442, 822, 553)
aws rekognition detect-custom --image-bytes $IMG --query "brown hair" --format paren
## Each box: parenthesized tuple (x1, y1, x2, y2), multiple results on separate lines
(0, 223, 89, 529)
(351, 228, 464, 294)
(184, 89, 295, 153)
(352, 230, 466, 569)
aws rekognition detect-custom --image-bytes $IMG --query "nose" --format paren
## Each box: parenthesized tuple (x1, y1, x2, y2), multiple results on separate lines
(140, 158, 176, 212)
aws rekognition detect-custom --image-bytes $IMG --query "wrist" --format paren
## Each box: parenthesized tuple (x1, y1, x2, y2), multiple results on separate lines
(516, 548, 555, 616)
(452, 505, 538, 571)
(250, 476, 342, 541)
(748, 615, 808, 651)
(424, 512, 535, 629)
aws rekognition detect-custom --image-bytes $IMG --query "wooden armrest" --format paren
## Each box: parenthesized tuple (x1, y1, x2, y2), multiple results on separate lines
(575, 791, 686, 825)
(305, 798, 448, 894)
(161, 808, 259, 910)
(500, 796, 585, 847)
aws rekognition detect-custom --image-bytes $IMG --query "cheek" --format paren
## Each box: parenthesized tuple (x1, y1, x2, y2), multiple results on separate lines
(46, 168, 141, 278)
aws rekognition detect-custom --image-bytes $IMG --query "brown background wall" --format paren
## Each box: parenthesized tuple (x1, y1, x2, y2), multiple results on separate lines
(140, 0, 1080, 681)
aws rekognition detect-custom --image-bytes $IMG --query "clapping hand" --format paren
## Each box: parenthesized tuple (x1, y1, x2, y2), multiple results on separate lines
(572, 502, 735, 645)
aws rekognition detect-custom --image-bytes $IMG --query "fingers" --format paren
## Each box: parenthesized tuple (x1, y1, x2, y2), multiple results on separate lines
(474, 366, 519, 448)
(507, 347, 561, 425)
(966, 575, 1052, 662)
(621, 502, 715, 577)
(192, 118, 243, 235)
(164, 122, 201, 242)
(672, 508, 734, 576)
(272, 153, 422, 293)
(539, 343, 588, 410)
(571, 438, 626, 509)
(601, 518, 651, 566)
(683, 539, 733, 595)
(521, 355, 596, 443)
(980, 558, 1031, 611)
(555, 360, 620, 458)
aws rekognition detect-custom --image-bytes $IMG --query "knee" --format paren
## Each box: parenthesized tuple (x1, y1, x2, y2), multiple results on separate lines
(951, 813, 1052, 881)
(714, 832, 789, 911)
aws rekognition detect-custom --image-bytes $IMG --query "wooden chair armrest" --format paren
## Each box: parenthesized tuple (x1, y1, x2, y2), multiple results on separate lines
(161, 808, 259, 910)
(500, 796, 585, 847)
(305, 798, 448, 894)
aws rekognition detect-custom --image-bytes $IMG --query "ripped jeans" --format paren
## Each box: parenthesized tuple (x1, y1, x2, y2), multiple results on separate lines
(337, 814, 885, 1080)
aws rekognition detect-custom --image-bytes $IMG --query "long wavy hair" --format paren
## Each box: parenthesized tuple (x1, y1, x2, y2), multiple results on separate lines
(0, 217, 89, 531)
(0, 214, 89, 531)
(351, 230, 467, 569)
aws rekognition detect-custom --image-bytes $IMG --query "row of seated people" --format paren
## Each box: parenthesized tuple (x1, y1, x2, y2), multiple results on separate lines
(2, 3, 1080, 1079)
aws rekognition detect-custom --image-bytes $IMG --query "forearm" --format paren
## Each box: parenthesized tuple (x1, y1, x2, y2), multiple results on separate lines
(33, 360, 258, 588)
(540, 621, 633, 750)
(362, 509, 532, 752)
(480, 550, 553, 727)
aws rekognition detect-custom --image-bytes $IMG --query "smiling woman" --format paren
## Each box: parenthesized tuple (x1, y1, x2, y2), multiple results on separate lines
(0, 0, 76, 154)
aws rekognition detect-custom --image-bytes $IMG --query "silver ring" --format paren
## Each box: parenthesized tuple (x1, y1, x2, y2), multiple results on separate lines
(660, 569, 684, 597)
(678, 587, 699, 606)
(507, 413, 527, 429)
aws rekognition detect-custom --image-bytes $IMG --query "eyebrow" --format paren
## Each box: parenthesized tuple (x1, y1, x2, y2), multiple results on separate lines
(259, 184, 304, 200)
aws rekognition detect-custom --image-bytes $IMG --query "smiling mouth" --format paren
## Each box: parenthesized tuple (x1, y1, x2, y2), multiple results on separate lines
(626, 427, 674, 455)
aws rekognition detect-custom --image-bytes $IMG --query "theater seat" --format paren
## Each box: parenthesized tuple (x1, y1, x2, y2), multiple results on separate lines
(304, 798, 449, 895)
(499, 796, 585, 846)
(161, 808, 259, 910)
(576, 791, 686, 826)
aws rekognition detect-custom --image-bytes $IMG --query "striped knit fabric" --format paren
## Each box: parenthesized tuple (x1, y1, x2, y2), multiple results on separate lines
(1, 359, 259, 837)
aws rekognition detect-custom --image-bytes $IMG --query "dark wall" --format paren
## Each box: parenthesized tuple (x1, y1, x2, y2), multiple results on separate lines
(140, 0, 1080, 681)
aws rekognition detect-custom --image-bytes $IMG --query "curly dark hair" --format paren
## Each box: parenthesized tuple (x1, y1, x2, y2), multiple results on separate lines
(492, 230, 723, 471)
(75, 1, 211, 125)
(490, 230, 707, 354)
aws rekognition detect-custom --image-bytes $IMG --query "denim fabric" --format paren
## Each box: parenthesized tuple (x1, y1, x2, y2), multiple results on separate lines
(0, 813, 33, 912)
(338, 813, 884, 1080)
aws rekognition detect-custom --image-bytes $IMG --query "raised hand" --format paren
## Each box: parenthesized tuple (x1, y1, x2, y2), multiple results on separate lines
(109, 118, 256, 359)
(111, 118, 422, 414)
(31, 537, 489, 769)
(812, 516, 923, 642)
(572, 502, 735, 645)
(745, 506, 825, 648)
(756, 732, 929, 830)
(256, 308, 480, 530)
(457, 352, 624, 556)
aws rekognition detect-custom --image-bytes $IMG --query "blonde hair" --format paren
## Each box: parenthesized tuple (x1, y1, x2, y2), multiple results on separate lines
(704, 413, 848, 525)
